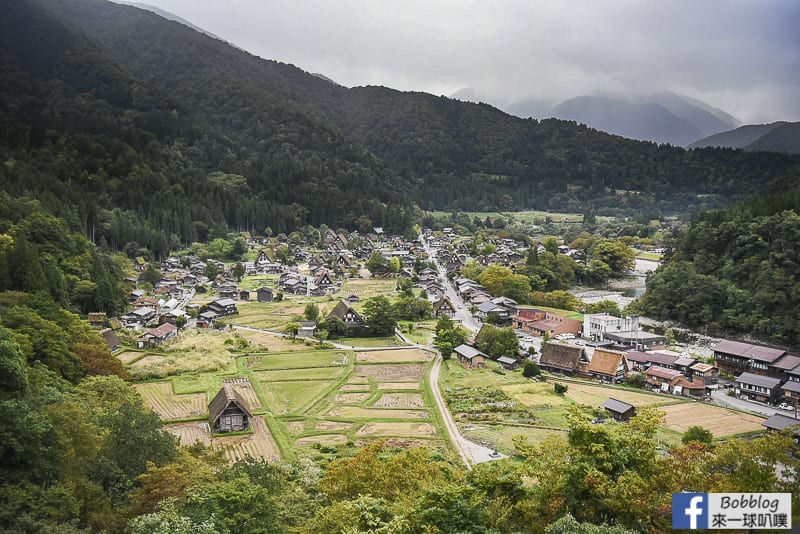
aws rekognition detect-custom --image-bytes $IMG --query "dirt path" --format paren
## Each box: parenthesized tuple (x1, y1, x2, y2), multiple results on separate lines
(429, 355, 474, 469)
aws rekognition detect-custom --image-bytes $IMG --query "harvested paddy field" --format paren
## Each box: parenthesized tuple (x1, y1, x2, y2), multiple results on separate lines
(661, 403, 765, 436)
(164, 421, 212, 447)
(295, 434, 348, 446)
(373, 393, 425, 408)
(334, 393, 371, 403)
(327, 406, 430, 419)
(356, 422, 437, 438)
(356, 349, 431, 363)
(117, 351, 144, 364)
(134, 382, 207, 420)
(563, 381, 672, 408)
(214, 417, 281, 463)
(316, 420, 354, 431)
(225, 377, 262, 410)
(378, 382, 420, 390)
(339, 384, 371, 392)
(353, 364, 425, 381)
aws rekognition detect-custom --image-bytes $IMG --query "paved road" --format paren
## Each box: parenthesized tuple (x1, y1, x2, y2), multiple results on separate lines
(420, 237, 480, 333)
(711, 389, 798, 419)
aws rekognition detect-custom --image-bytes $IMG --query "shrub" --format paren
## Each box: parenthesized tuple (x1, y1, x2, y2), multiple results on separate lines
(554, 383, 568, 395)
(522, 361, 541, 378)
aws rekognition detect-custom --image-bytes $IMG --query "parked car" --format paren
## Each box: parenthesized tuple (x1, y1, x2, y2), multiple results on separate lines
(779, 402, 794, 411)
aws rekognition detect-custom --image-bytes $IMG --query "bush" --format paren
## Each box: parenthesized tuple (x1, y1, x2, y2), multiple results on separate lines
(554, 383, 568, 395)
(682, 426, 714, 445)
(522, 361, 541, 378)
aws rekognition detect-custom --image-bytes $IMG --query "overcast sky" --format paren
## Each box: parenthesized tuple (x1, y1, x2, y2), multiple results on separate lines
(141, 0, 800, 123)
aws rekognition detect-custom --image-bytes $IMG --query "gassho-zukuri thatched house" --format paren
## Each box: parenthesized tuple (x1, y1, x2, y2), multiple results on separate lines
(209, 384, 253, 433)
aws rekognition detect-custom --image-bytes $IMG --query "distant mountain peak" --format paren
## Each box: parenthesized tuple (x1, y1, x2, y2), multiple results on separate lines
(689, 121, 800, 154)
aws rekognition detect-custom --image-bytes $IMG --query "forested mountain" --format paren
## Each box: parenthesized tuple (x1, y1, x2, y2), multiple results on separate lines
(2, 0, 800, 251)
(633, 188, 800, 347)
(689, 121, 800, 154)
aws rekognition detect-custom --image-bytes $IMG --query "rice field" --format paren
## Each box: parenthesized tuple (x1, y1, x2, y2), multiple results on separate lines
(356, 349, 432, 363)
(356, 422, 437, 438)
(563, 382, 674, 408)
(327, 406, 430, 419)
(352, 364, 426, 381)
(660, 403, 765, 436)
(213, 416, 281, 463)
(134, 382, 207, 420)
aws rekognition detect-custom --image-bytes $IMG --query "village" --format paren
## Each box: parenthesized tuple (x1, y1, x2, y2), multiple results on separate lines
(94, 220, 800, 465)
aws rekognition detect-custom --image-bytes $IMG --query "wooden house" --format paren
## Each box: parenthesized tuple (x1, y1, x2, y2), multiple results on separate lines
(136, 322, 178, 348)
(257, 287, 274, 303)
(539, 342, 589, 376)
(454, 344, 487, 370)
(736, 372, 782, 404)
(326, 299, 366, 328)
(713, 339, 786, 378)
(87, 312, 107, 327)
(602, 398, 636, 422)
(209, 384, 253, 433)
(207, 298, 238, 317)
(588, 348, 629, 384)
(432, 296, 456, 318)
(497, 356, 520, 371)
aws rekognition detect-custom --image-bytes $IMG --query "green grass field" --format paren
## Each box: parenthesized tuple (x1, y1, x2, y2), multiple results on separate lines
(430, 210, 584, 225)
(518, 305, 584, 322)
(248, 350, 350, 370)
(635, 251, 663, 261)
(337, 336, 408, 347)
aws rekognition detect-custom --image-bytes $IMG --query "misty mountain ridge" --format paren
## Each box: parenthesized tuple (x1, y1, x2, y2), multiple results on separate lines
(690, 121, 800, 155)
(450, 88, 740, 146)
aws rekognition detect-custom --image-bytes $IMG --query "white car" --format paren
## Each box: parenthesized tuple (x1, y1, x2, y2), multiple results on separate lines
(779, 403, 794, 411)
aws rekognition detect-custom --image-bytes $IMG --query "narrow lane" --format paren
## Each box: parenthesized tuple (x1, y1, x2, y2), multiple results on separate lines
(429, 354, 474, 469)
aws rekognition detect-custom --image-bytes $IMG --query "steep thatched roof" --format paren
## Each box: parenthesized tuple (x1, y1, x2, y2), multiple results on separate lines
(540, 342, 587, 372)
(208, 384, 253, 423)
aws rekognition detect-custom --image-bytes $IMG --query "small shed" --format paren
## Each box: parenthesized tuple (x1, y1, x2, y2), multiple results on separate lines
(497, 356, 520, 371)
(454, 344, 487, 370)
(209, 384, 253, 433)
(257, 287, 274, 303)
(602, 398, 636, 422)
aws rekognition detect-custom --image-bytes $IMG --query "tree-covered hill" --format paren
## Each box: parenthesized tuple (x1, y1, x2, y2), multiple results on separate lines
(633, 188, 800, 348)
(29, 0, 800, 218)
(2, 0, 800, 250)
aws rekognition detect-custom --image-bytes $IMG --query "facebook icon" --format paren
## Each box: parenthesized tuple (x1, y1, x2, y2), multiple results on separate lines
(673, 493, 708, 529)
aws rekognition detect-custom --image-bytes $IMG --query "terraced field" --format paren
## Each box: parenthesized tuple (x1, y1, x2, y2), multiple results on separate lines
(125, 329, 446, 460)
(134, 382, 207, 420)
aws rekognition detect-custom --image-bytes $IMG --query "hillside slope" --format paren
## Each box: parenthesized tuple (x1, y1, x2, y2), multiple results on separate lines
(4, 0, 800, 231)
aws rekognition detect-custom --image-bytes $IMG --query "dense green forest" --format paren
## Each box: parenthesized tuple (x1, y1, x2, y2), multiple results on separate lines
(1, 0, 799, 258)
(633, 188, 800, 347)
